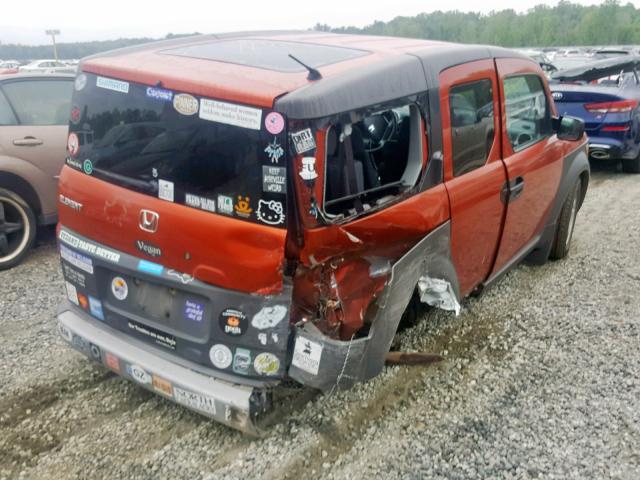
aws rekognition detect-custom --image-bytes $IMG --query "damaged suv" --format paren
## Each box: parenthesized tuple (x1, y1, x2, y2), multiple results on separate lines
(56, 32, 589, 434)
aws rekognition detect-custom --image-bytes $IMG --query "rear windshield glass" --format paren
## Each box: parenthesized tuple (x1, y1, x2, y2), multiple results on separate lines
(67, 73, 288, 227)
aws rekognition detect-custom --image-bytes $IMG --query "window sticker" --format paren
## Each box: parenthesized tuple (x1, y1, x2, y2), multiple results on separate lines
(158, 179, 174, 202)
(96, 76, 130, 94)
(199, 98, 262, 130)
(217, 195, 234, 215)
(264, 112, 285, 134)
(173, 93, 199, 115)
(234, 196, 252, 218)
(146, 86, 173, 102)
(256, 199, 285, 225)
(299, 156, 318, 180)
(264, 138, 285, 163)
(262, 166, 287, 194)
(291, 128, 316, 154)
(185, 193, 216, 213)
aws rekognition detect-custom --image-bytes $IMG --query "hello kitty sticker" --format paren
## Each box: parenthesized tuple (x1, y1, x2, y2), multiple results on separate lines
(256, 200, 285, 225)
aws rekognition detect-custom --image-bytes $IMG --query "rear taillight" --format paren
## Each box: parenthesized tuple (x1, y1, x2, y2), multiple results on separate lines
(584, 99, 638, 113)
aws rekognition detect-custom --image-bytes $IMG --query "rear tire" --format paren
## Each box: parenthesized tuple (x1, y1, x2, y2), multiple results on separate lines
(622, 155, 640, 173)
(549, 180, 581, 260)
(0, 188, 37, 270)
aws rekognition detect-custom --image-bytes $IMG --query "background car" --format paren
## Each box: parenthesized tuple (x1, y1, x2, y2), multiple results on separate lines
(18, 60, 76, 74)
(0, 73, 73, 269)
(550, 56, 640, 173)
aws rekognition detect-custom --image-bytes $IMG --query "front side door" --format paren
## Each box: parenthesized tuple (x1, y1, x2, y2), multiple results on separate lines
(0, 77, 73, 179)
(490, 59, 564, 276)
(440, 60, 507, 297)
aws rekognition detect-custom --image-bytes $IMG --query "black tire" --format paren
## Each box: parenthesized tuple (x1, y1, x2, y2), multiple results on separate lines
(549, 180, 581, 260)
(0, 188, 37, 270)
(622, 155, 640, 173)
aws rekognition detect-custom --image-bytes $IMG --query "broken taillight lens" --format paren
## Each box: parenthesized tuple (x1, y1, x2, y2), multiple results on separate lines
(584, 99, 638, 113)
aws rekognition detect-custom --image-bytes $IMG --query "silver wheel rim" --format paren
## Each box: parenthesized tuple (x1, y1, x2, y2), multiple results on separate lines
(0, 197, 29, 263)
(565, 192, 579, 248)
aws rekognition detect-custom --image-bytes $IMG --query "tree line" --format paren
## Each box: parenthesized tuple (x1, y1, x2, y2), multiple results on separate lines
(318, 0, 640, 47)
(2, 1, 639, 61)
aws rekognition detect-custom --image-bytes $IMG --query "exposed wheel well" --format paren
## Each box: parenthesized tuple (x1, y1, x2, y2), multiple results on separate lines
(578, 170, 589, 209)
(0, 172, 42, 216)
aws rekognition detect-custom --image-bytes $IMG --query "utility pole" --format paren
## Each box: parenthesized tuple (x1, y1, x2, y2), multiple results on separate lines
(45, 29, 61, 61)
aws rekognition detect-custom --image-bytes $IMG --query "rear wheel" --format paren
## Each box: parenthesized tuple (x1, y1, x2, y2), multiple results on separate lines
(0, 188, 37, 270)
(549, 180, 581, 260)
(622, 155, 640, 173)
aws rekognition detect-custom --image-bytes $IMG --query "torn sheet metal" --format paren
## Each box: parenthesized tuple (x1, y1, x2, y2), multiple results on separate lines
(288, 221, 460, 391)
(417, 276, 461, 315)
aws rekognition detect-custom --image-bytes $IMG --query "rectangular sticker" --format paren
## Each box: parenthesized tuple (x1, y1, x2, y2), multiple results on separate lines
(62, 263, 87, 288)
(89, 296, 104, 320)
(59, 230, 120, 263)
(185, 193, 216, 213)
(262, 166, 287, 194)
(199, 99, 262, 130)
(158, 179, 174, 202)
(184, 300, 205, 322)
(127, 320, 176, 350)
(104, 352, 121, 373)
(137, 260, 163, 276)
(146, 86, 173, 102)
(173, 386, 217, 415)
(152, 375, 173, 396)
(291, 128, 316, 154)
(60, 244, 94, 274)
(96, 76, 130, 94)
(292, 336, 323, 376)
(65, 281, 79, 305)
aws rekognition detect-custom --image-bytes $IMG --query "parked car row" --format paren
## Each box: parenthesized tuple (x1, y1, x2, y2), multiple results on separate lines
(0, 59, 78, 75)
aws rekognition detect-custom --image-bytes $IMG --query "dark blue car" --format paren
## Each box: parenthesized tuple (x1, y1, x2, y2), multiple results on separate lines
(550, 56, 640, 173)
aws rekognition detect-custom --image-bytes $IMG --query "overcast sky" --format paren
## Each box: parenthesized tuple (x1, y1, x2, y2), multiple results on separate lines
(0, 0, 632, 45)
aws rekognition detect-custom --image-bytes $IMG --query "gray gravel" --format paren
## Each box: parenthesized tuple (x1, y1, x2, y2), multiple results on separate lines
(1, 165, 638, 480)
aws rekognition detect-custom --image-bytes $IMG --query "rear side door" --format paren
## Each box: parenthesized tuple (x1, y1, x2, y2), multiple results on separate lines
(0, 77, 72, 179)
(490, 59, 564, 276)
(440, 60, 507, 297)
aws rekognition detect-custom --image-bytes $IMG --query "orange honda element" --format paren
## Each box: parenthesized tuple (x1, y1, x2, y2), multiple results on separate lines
(56, 32, 589, 433)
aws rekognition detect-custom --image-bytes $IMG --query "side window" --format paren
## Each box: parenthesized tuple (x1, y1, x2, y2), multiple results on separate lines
(0, 91, 18, 126)
(504, 75, 552, 152)
(449, 79, 495, 177)
(2, 79, 73, 125)
(324, 102, 423, 217)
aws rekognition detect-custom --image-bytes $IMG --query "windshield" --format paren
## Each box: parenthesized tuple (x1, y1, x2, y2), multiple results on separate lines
(67, 73, 288, 227)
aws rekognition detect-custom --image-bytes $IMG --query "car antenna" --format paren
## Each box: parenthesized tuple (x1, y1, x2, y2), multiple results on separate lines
(288, 54, 322, 81)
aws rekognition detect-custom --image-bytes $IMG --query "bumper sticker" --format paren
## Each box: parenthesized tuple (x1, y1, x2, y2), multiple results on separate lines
(209, 344, 233, 369)
(59, 230, 120, 263)
(253, 352, 280, 376)
(152, 375, 173, 397)
(292, 336, 323, 376)
(232, 348, 251, 375)
(251, 305, 287, 329)
(96, 76, 130, 94)
(127, 320, 176, 350)
(105, 352, 121, 373)
(126, 363, 152, 385)
(111, 276, 128, 301)
(89, 296, 105, 320)
(60, 244, 94, 274)
(219, 308, 247, 337)
(199, 98, 262, 131)
(184, 299, 205, 323)
(65, 281, 79, 306)
(137, 260, 164, 276)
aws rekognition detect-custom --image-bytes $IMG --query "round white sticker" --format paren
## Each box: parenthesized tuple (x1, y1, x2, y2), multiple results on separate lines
(111, 276, 128, 301)
(209, 344, 233, 369)
(253, 352, 280, 376)
(75, 73, 87, 91)
(173, 93, 199, 116)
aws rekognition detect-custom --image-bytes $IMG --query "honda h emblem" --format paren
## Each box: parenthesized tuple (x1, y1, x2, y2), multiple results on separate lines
(139, 210, 159, 233)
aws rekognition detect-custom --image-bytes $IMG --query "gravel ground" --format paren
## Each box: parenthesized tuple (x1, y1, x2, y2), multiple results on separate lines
(0, 163, 638, 480)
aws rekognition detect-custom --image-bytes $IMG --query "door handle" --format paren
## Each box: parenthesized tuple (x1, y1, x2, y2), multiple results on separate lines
(509, 176, 525, 201)
(13, 136, 43, 147)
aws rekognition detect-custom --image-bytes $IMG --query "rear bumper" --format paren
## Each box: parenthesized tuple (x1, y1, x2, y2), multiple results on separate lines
(588, 138, 638, 160)
(56, 301, 269, 435)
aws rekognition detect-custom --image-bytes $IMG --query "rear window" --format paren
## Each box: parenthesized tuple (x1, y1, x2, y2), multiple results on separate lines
(67, 73, 288, 227)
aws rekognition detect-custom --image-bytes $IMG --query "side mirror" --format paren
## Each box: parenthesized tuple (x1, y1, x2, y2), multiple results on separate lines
(553, 115, 585, 141)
